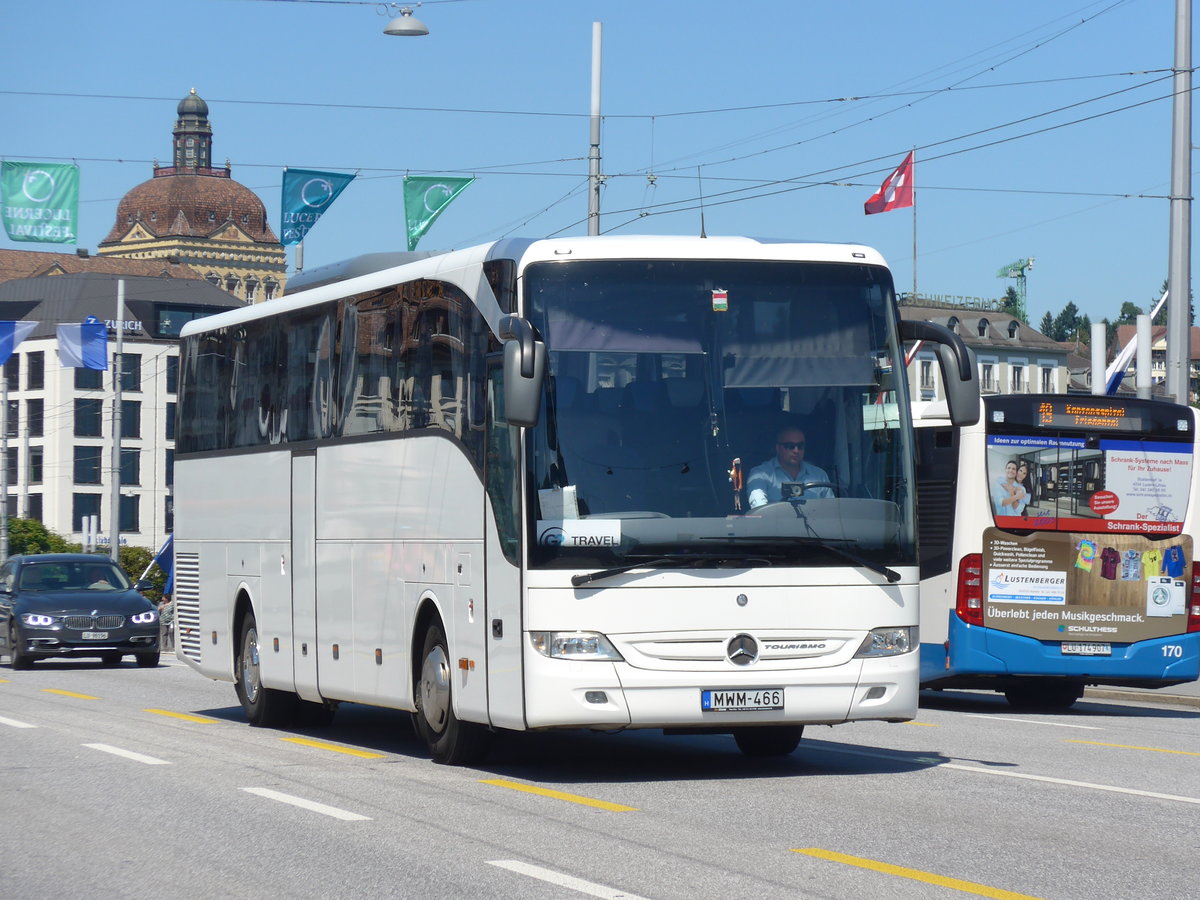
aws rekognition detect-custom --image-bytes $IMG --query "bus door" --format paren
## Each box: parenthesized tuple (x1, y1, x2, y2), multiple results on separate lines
(291, 449, 320, 701)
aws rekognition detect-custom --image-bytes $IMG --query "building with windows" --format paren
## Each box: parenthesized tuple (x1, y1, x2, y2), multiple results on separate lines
(96, 89, 287, 304)
(900, 302, 1069, 402)
(0, 272, 243, 551)
(1108, 324, 1200, 402)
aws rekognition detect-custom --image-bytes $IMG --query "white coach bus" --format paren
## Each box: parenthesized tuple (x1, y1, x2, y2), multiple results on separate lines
(174, 235, 978, 764)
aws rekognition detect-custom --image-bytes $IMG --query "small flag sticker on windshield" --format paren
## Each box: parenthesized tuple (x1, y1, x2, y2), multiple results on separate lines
(712, 288, 728, 312)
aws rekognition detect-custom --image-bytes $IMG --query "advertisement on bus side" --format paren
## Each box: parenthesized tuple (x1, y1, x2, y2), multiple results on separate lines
(981, 528, 1192, 641)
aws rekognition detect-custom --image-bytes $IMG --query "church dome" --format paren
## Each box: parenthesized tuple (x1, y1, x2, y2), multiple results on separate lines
(177, 88, 209, 118)
(102, 172, 279, 244)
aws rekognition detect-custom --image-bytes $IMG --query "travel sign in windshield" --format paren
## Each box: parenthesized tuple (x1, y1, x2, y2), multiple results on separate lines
(986, 434, 1192, 535)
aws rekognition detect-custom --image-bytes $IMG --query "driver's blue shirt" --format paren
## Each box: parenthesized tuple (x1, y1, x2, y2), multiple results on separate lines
(746, 458, 833, 508)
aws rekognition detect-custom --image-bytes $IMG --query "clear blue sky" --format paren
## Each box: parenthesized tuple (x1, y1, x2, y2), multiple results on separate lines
(0, 0, 1191, 328)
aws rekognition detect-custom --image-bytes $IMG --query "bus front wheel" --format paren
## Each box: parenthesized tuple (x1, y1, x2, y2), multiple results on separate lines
(733, 725, 804, 757)
(413, 620, 490, 766)
(234, 612, 297, 727)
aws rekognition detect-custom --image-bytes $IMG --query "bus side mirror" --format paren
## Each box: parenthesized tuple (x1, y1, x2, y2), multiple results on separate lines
(900, 319, 980, 427)
(499, 315, 546, 427)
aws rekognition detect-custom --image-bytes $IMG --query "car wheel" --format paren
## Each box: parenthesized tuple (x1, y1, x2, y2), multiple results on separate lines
(135, 651, 160, 668)
(733, 725, 804, 757)
(412, 619, 490, 765)
(9, 625, 34, 670)
(101, 652, 123, 666)
(234, 612, 296, 727)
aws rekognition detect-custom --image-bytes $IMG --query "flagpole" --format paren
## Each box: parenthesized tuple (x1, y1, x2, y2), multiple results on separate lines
(911, 148, 917, 303)
(110, 279, 124, 562)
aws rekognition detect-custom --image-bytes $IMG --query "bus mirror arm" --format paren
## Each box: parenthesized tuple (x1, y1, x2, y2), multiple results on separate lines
(900, 320, 980, 427)
(499, 315, 546, 427)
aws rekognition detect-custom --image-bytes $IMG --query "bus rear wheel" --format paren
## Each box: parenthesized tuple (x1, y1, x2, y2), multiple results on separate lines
(733, 725, 804, 757)
(413, 620, 490, 766)
(234, 612, 297, 727)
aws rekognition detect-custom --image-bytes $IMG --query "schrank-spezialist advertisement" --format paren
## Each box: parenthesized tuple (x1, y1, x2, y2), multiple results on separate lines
(985, 434, 1192, 534)
(982, 529, 1192, 642)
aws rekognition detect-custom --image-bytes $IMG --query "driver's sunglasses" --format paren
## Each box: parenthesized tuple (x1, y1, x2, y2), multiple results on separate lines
(778, 441, 805, 450)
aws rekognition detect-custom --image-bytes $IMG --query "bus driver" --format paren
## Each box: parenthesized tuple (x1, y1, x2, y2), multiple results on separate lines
(747, 424, 834, 508)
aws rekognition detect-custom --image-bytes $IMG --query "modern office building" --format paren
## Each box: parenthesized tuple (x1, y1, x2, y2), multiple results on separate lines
(0, 272, 243, 551)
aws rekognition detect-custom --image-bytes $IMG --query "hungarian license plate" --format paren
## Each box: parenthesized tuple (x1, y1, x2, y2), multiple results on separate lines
(701, 688, 784, 711)
(82, 631, 109, 640)
(1061, 642, 1111, 656)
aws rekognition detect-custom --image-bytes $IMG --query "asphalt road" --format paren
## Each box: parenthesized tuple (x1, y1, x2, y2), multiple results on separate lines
(2, 656, 1198, 900)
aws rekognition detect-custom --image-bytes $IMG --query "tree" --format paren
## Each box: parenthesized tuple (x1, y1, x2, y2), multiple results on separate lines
(1050, 302, 1081, 343)
(1117, 301, 1143, 324)
(7, 518, 76, 556)
(118, 545, 162, 597)
(1000, 286, 1022, 318)
(1039, 310, 1054, 337)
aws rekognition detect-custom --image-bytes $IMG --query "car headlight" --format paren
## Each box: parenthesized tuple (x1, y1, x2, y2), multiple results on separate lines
(20, 613, 55, 627)
(130, 611, 158, 625)
(854, 626, 916, 658)
(529, 631, 624, 661)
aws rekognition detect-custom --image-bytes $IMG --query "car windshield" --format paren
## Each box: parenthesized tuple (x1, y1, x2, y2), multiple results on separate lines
(19, 561, 131, 592)
(523, 257, 917, 571)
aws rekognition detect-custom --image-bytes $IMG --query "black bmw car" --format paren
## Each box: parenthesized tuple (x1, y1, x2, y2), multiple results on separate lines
(0, 554, 160, 669)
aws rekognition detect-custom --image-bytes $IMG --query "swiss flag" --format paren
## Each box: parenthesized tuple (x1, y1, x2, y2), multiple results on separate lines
(864, 151, 914, 215)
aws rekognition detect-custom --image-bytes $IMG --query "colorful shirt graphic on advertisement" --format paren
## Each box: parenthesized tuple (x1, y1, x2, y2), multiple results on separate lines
(1075, 539, 1097, 572)
(1099, 546, 1120, 580)
(1141, 548, 1163, 579)
(1163, 545, 1187, 578)
(1120, 549, 1142, 580)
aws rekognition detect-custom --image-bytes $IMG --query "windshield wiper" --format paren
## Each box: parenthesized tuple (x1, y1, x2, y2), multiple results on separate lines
(569, 551, 769, 587)
(571, 557, 676, 587)
(700, 536, 902, 583)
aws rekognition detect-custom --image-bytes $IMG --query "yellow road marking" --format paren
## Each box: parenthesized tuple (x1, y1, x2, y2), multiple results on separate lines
(793, 848, 1044, 899)
(41, 688, 98, 699)
(145, 708, 219, 724)
(281, 737, 386, 759)
(1067, 739, 1200, 757)
(481, 779, 638, 812)
(905, 720, 940, 727)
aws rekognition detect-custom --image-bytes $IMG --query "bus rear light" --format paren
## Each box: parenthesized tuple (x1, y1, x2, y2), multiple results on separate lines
(955, 553, 984, 627)
(1189, 563, 1200, 633)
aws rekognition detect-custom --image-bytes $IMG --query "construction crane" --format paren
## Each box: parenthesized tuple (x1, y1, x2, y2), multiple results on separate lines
(996, 257, 1034, 322)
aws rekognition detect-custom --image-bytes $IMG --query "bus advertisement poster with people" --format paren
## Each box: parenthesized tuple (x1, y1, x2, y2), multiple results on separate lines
(982, 432, 1194, 643)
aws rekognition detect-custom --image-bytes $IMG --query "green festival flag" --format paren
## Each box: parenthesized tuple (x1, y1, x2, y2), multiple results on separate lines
(1, 161, 80, 244)
(403, 176, 474, 251)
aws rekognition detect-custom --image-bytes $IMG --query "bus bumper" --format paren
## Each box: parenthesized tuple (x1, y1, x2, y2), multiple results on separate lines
(923, 615, 1200, 687)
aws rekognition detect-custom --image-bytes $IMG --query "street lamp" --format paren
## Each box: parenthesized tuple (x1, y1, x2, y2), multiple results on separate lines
(383, 6, 429, 36)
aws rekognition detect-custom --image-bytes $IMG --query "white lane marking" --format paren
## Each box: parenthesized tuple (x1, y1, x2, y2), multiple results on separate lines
(241, 787, 371, 821)
(965, 714, 1100, 730)
(0, 715, 37, 728)
(83, 743, 170, 765)
(808, 744, 1200, 806)
(487, 861, 650, 900)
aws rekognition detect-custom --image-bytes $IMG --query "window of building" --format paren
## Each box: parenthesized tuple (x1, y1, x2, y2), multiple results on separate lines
(74, 398, 102, 437)
(166, 355, 179, 393)
(1041, 366, 1055, 393)
(120, 448, 140, 485)
(1011, 365, 1026, 392)
(4, 495, 14, 519)
(74, 446, 103, 484)
(27, 493, 42, 522)
(919, 360, 934, 390)
(75, 368, 103, 391)
(5, 447, 16, 485)
(121, 399, 141, 439)
(225, 274, 241, 294)
(5, 399, 16, 438)
(205, 273, 221, 287)
(28, 446, 42, 484)
(981, 362, 996, 392)
(119, 353, 141, 392)
(164, 495, 174, 533)
(245, 278, 258, 302)
(947, 316, 959, 332)
(4, 356, 17, 391)
(26, 399, 42, 437)
(1008, 320, 1020, 339)
(73, 493, 101, 532)
(977, 318, 990, 337)
(120, 495, 140, 533)
(26, 351, 43, 390)
(264, 278, 279, 300)
(166, 401, 176, 441)
(165, 449, 174, 487)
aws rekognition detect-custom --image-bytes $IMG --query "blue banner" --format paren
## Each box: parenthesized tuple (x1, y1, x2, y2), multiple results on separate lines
(280, 168, 356, 246)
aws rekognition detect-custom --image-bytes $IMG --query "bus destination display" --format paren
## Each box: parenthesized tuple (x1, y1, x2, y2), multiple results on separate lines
(1036, 400, 1144, 432)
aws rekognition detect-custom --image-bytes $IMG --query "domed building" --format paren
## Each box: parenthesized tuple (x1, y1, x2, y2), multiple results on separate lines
(97, 89, 286, 302)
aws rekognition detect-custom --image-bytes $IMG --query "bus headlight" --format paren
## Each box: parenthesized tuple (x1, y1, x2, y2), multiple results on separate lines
(854, 626, 916, 658)
(529, 631, 624, 661)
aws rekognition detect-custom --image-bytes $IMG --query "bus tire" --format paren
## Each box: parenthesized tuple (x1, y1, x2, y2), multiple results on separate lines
(413, 620, 490, 766)
(234, 612, 297, 727)
(733, 725, 804, 757)
(1004, 681, 1082, 711)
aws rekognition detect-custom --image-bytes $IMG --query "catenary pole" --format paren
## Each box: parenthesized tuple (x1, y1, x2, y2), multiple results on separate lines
(110, 279, 124, 561)
(1166, 0, 1192, 403)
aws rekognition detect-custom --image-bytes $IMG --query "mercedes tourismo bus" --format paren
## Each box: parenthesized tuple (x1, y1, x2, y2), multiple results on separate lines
(914, 393, 1200, 709)
(174, 235, 978, 764)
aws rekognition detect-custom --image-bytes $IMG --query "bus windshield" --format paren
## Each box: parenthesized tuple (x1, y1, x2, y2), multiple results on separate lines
(524, 258, 916, 569)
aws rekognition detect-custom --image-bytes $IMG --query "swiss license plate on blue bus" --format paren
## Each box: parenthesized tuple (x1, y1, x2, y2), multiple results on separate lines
(701, 688, 784, 711)
(1061, 642, 1111, 656)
